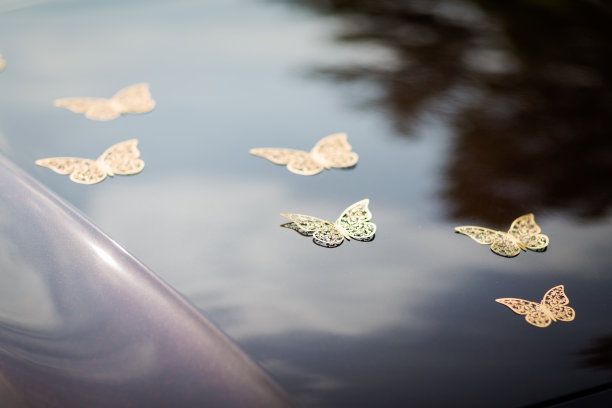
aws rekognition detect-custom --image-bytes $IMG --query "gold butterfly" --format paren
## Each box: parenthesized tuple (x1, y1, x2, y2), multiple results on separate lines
(35, 139, 144, 184)
(496, 285, 575, 328)
(250, 133, 358, 176)
(281, 199, 376, 248)
(454, 213, 549, 257)
(53, 83, 155, 121)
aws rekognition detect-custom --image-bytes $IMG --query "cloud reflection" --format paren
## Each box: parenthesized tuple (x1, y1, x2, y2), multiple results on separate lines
(86, 176, 612, 342)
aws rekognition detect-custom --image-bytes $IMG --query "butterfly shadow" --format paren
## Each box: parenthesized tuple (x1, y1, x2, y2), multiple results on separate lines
(338, 163, 358, 171)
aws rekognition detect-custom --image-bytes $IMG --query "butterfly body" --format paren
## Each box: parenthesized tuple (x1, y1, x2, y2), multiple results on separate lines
(536, 303, 559, 322)
(36, 139, 144, 184)
(54, 83, 155, 121)
(496, 285, 575, 327)
(96, 160, 116, 177)
(455, 214, 549, 257)
(250, 133, 358, 176)
(281, 199, 376, 247)
(333, 221, 351, 240)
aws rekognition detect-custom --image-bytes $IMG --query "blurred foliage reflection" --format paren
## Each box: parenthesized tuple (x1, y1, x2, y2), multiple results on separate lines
(582, 335, 612, 373)
(285, 0, 612, 224)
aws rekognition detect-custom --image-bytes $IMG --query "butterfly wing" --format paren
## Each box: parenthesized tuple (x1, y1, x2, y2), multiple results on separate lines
(541, 285, 575, 322)
(111, 83, 156, 114)
(310, 133, 358, 169)
(455, 226, 520, 257)
(0, 53, 5, 71)
(490, 236, 522, 258)
(335, 199, 376, 241)
(312, 224, 346, 248)
(508, 213, 549, 252)
(280, 222, 313, 237)
(495, 298, 552, 328)
(280, 213, 344, 247)
(53, 97, 121, 121)
(454, 226, 506, 244)
(98, 139, 145, 176)
(35, 157, 107, 184)
(249, 148, 324, 175)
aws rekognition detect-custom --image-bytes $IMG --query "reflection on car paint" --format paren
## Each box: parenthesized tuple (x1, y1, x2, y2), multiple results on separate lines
(36, 139, 145, 184)
(454, 213, 549, 257)
(1, 1, 609, 405)
(0, 155, 296, 407)
(250, 133, 358, 176)
(292, 1, 612, 225)
(280, 198, 376, 248)
(53, 83, 155, 121)
(496, 285, 575, 328)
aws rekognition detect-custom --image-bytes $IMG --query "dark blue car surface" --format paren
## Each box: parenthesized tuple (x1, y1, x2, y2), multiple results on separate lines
(0, 1, 611, 407)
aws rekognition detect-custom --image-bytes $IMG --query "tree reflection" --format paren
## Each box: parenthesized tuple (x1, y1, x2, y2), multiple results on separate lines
(582, 335, 612, 373)
(284, 0, 612, 223)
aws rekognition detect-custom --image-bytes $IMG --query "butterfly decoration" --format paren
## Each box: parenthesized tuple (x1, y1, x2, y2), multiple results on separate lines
(0, 53, 5, 71)
(249, 133, 358, 176)
(281, 199, 376, 248)
(496, 285, 575, 328)
(35, 139, 144, 184)
(280, 222, 312, 237)
(53, 83, 155, 121)
(454, 213, 549, 257)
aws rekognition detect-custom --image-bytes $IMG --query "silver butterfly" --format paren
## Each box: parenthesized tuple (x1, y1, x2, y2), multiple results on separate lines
(281, 199, 376, 248)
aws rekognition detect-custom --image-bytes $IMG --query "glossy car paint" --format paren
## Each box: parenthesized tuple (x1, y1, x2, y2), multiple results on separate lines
(1, 0, 612, 407)
(0, 155, 294, 407)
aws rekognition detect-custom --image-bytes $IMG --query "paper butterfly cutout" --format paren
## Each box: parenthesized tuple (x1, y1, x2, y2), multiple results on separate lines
(249, 133, 358, 176)
(454, 213, 549, 257)
(53, 83, 155, 121)
(35, 139, 144, 184)
(281, 199, 376, 248)
(496, 285, 575, 328)
(0, 53, 5, 71)
(280, 222, 312, 237)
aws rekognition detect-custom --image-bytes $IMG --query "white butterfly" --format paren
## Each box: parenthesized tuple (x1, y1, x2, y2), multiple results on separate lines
(250, 133, 358, 176)
(35, 139, 144, 184)
(496, 285, 575, 328)
(455, 213, 549, 257)
(281, 199, 376, 248)
(53, 83, 155, 121)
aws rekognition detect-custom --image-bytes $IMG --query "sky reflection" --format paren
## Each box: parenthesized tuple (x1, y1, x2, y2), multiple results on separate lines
(1, 0, 612, 406)
(85, 176, 612, 341)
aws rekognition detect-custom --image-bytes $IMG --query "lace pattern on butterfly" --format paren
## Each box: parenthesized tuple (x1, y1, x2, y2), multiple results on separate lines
(454, 213, 549, 257)
(281, 199, 376, 247)
(53, 83, 155, 121)
(36, 139, 144, 184)
(496, 285, 575, 327)
(250, 133, 358, 175)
